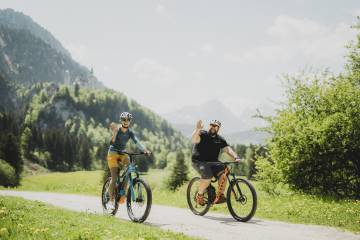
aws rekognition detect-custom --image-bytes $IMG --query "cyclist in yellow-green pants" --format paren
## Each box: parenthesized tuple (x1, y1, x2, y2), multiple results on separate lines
(106, 112, 151, 210)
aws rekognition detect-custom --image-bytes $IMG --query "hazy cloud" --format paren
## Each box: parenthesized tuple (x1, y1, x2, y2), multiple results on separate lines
(132, 58, 177, 86)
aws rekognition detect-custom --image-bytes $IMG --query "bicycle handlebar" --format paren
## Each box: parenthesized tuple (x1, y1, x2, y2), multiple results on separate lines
(111, 149, 148, 156)
(193, 160, 242, 166)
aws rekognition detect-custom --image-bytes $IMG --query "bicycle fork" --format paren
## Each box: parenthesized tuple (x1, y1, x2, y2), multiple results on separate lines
(228, 174, 245, 201)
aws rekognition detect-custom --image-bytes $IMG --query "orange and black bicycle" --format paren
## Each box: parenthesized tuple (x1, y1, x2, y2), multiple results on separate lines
(187, 161, 257, 222)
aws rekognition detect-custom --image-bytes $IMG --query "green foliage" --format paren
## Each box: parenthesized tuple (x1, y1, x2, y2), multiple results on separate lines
(259, 74, 360, 198)
(167, 151, 189, 191)
(257, 21, 360, 199)
(0, 133, 23, 185)
(0, 159, 16, 187)
(74, 82, 80, 97)
(20, 127, 32, 160)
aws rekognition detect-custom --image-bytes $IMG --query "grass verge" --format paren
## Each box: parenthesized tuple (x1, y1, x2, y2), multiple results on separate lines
(0, 196, 199, 240)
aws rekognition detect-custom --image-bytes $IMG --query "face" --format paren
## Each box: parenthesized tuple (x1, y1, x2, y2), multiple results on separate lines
(120, 118, 131, 128)
(208, 124, 220, 136)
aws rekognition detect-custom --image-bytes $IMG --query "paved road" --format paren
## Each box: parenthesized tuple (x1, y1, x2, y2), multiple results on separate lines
(1, 190, 359, 240)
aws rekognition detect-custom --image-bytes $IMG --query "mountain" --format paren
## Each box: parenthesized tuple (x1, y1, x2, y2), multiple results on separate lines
(223, 130, 271, 145)
(163, 99, 274, 144)
(0, 8, 70, 56)
(0, 8, 188, 174)
(163, 99, 251, 134)
(0, 9, 102, 88)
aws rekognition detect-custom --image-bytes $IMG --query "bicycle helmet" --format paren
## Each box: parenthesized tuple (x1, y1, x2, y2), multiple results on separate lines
(210, 120, 221, 127)
(120, 112, 133, 121)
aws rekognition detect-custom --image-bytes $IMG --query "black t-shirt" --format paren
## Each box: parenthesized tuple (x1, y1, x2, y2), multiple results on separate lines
(192, 130, 229, 162)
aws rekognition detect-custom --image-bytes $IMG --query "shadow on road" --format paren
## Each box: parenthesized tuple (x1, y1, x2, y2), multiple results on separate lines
(203, 215, 263, 226)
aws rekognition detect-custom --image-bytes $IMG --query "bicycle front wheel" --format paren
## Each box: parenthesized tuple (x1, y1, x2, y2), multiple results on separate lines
(126, 178, 152, 223)
(226, 178, 257, 222)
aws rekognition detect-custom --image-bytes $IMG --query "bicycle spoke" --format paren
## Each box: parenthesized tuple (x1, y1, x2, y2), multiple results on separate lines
(127, 179, 152, 222)
(227, 179, 257, 222)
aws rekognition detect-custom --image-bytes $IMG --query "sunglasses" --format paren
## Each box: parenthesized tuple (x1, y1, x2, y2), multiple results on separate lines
(120, 118, 130, 123)
(210, 124, 219, 128)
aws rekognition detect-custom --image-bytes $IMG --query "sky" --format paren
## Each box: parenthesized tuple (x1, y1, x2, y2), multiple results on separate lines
(0, 0, 359, 116)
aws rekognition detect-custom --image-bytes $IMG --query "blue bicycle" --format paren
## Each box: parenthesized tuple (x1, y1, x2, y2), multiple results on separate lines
(101, 151, 152, 223)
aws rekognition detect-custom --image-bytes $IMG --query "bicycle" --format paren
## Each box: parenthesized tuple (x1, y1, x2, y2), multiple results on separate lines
(187, 161, 257, 222)
(101, 150, 152, 223)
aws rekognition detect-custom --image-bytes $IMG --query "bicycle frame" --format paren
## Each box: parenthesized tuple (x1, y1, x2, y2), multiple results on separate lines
(209, 162, 246, 202)
(116, 152, 143, 202)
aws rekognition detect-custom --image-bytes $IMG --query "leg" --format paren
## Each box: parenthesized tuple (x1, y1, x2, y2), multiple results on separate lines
(118, 154, 130, 204)
(198, 179, 212, 194)
(107, 153, 120, 202)
(119, 154, 130, 190)
(109, 167, 118, 201)
(192, 160, 213, 205)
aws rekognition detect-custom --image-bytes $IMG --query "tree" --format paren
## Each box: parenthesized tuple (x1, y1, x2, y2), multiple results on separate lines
(167, 151, 189, 191)
(79, 137, 92, 170)
(256, 20, 360, 199)
(74, 82, 80, 97)
(1, 133, 23, 185)
(20, 127, 32, 160)
(0, 159, 16, 187)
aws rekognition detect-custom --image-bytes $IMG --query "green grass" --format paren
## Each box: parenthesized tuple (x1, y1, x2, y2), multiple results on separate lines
(15, 171, 103, 195)
(4, 169, 360, 233)
(0, 196, 199, 240)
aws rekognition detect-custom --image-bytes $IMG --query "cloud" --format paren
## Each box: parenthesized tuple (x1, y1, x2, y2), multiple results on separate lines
(352, 9, 360, 17)
(132, 58, 177, 86)
(155, 4, 169, 17)
(224, 15, 356, 72)
(200, 43, 215, 56)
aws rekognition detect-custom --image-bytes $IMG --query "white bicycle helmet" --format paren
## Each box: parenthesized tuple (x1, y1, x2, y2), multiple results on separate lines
(120, 112, 133, 121)
(210, 119, 221, 127)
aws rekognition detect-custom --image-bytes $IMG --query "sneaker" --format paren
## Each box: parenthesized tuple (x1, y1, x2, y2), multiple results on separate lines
(196, 193, 205, 206)
(213, 194, 227, 204)
(106, 199, 115, 210)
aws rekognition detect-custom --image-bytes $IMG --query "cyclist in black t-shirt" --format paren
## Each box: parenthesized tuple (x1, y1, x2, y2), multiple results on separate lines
(191, 119, 242, 205)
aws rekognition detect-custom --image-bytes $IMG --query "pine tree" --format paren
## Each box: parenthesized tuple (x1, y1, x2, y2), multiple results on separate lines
(1, 133, 23, 185)
(74, 83, 80, 97)
(167, 151, 189, 191)
(79, 137, 92, 170)
(20, 127, 32, 160)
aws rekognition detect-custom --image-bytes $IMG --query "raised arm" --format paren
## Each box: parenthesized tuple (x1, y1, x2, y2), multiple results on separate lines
(109, 122, 119, 143)
(191, 120, 204, 144)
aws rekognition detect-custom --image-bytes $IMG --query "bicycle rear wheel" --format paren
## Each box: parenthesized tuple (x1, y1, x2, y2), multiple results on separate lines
(101, 177, 119, 216)
(186, 177, 212, 216)
(126, 178, 152, 223)
(226, 178, 257, 222)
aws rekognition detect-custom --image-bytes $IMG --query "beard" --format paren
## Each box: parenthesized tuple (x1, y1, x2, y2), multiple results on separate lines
(208, 128, 218, 137)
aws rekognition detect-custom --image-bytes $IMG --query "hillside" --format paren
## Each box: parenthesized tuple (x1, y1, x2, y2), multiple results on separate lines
(0, 8, 189, 183)
(0, 9, 102, 88)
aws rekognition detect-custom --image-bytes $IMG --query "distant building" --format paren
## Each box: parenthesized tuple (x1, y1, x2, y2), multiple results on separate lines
(64, 70, 71, 85)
